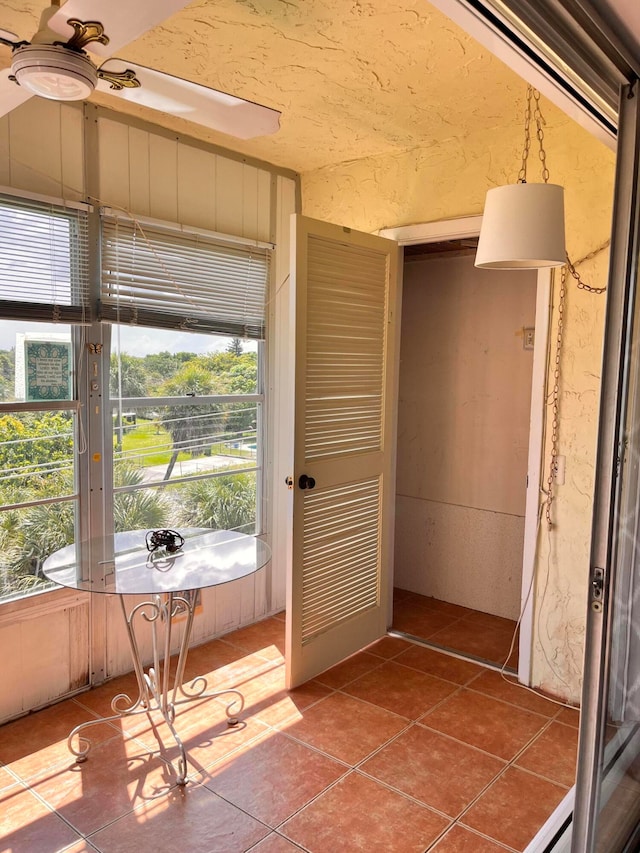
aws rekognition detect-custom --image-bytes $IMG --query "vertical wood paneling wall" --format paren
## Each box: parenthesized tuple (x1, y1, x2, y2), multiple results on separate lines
(395, 255, 537, 620)
(95, 114, 273, 242)
(0, 595, 90, 722)
(0, 99, 298, 720)
(0, 100, 85, 200)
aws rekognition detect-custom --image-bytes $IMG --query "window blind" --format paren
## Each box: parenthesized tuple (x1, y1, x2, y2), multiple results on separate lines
(100, 214, 270, 339)
(0, 193, 90, 323)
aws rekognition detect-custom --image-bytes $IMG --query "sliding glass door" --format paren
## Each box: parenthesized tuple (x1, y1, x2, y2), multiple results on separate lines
(572, 81, 640, 852)
(422, 2, 640, 848)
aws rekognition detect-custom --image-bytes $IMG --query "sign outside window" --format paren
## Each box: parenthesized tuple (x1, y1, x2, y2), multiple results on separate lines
(24, 340, 72, 401)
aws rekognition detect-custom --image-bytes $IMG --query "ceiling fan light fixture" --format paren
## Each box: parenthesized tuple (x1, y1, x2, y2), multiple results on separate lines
(12, 44, 97, 101)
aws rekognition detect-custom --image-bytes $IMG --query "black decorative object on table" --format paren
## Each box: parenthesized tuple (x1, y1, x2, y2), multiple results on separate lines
(145, 529, 185, 554)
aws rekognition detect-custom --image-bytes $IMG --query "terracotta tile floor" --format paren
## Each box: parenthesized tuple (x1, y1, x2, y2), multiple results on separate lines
(392, 588, 520, 669)
(0, 613, 578, 852)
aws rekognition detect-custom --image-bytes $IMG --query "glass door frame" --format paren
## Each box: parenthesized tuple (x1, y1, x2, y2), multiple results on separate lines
(572, 78, 640, 852)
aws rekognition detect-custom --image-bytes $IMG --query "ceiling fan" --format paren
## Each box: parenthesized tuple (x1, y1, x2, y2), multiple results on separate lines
(0, 0, 281, 139)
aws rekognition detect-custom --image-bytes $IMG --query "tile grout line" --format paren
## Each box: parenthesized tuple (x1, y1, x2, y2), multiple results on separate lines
(461, 682, 564, 718)
(208, 641, 565, 849)
(265, 688, 536, 848)
(244, 830, 308, 853)
(412, 711, 575, 789)
(333, 677, 465, 723)
(5, 765, 98, 849)
(321, 670, 573, 849)
(444, 714, 573, 849)
(198, 756, 347, 844)
(423, 821, 520, 853)
(2, 611, 574, 853)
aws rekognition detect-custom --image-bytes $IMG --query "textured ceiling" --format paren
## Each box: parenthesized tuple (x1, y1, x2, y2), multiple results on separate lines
(0, 1, 539, 173)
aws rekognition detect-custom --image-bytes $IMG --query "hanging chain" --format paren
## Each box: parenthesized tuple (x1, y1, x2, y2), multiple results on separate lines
(532, 88, 550, 184)
(565, 240, 610, 293)
(545, 267, 567, 529)
(530, 84, 607, 293)
(511, 85, 608, 526)
(517, 86, 550, 184)
(543, 247, 609, 526)
(517, 87, 533, 183)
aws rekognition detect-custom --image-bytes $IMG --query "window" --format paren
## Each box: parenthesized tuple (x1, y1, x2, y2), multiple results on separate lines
(102, 211, 269, 542)
(0, 195, 269, 604)
(110, 326, 262, 538)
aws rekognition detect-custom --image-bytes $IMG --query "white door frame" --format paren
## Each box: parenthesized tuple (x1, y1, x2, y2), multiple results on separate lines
(379, 215, 551, 686)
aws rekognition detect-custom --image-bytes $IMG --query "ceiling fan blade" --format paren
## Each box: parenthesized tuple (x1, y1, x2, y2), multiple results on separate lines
(97, 60, 281, 140)
(47, 0, 191, 58)
(0, 68, 34, 118)
(0, 28, 21, 46)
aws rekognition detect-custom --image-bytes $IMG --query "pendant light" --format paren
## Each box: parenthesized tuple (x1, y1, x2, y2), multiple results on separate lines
(475, 86, 567, 270)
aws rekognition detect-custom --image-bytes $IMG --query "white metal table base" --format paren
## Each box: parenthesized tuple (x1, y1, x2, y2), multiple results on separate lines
(67, 592, 244, 785)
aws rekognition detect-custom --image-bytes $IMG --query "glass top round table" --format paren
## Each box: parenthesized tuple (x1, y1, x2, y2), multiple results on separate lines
(43, 528, 271, 786)
(42, 528, 271, 596)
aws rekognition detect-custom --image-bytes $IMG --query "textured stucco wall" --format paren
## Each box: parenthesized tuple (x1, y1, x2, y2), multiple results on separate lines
(301, 94, 615, 704)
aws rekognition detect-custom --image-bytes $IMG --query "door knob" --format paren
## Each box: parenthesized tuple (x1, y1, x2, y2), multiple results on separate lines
(298, 474, 316, 490)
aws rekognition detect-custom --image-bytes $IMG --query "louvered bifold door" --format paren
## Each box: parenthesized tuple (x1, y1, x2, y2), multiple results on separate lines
(286, 216, 399, 688)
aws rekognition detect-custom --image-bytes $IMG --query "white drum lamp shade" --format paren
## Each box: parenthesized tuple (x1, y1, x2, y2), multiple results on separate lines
(475, 182, 566, 269)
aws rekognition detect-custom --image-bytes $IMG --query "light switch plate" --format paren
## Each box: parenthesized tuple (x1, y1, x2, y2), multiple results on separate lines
(523, 327, 535, 350)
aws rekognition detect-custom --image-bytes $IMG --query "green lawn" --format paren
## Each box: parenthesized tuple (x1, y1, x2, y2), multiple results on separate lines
(114, 418, 256, 468)
(114, 418, 190, 467)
